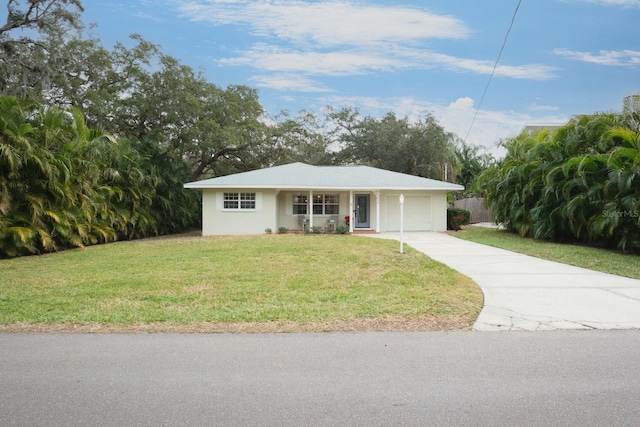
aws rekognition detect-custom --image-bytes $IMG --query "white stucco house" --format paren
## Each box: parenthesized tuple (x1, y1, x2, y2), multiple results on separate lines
(184, 162, 464, 235)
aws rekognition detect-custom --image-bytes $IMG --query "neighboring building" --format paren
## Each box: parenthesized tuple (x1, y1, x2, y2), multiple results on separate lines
(522, 116, 584, 136)
(624, 94, 640, 116)
(523, 94, 640, 136)
(184, 162, 464, 235)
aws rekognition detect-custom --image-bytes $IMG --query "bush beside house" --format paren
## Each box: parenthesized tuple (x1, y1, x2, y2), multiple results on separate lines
(447, 208, 470, 231)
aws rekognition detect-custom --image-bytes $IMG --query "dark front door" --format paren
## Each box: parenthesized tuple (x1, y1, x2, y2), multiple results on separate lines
(354, 194, 370, 228)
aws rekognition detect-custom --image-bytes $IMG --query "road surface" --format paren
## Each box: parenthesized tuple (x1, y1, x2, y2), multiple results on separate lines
(2, 331, 640, 426)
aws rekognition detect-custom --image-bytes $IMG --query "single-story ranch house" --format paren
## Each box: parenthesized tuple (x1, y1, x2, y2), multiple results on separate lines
(184, 162, 464, 235)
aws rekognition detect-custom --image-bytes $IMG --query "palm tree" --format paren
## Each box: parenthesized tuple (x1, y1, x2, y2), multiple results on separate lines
(590, 125, 640, 250)
(0, 97, 60, 256)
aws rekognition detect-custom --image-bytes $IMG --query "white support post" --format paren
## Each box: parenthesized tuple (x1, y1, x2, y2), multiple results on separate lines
(349, 191, 354, 233)
(275, 190, 280, 231)
(399, 194, 405, 254)
(308, 190, 313, 228)
(375, 191, 381, 233)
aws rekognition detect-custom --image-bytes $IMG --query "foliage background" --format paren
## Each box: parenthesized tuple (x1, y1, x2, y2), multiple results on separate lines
(478, 113, 640, 251)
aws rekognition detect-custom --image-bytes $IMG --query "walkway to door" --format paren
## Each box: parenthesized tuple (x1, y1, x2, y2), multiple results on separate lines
(364, 232, 640, 331)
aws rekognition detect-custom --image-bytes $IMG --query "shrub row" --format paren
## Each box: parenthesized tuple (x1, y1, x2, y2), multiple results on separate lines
(478, 113, 640, 251)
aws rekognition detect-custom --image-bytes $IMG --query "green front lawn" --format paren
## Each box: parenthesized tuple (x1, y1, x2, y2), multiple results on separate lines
(451, 226, 640, 280)
(0, 234, 482, 332)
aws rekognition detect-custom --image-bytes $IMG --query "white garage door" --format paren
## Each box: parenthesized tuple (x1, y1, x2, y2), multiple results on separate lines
(385, 195, 432, 231)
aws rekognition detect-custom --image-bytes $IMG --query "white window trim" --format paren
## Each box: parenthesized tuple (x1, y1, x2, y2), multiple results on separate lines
(222, 192, 257, 211)
(292, 193, 309, 215)
(312, 193, 340, 215)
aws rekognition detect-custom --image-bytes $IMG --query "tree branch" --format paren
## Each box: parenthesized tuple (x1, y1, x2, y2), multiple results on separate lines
(190, 145, 249, 181)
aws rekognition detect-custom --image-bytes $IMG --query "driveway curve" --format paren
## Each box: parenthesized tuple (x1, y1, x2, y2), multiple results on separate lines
(365, 232, 640, 331)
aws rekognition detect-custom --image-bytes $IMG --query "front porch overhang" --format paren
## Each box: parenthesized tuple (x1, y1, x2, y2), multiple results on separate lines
(282, 188, 382, 233)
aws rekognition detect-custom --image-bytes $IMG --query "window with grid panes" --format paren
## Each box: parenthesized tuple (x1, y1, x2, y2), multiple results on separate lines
(292, 193, 308, 215)
(311, 193, 339, 215)
(324, 194, 339, 214)
(224, 192, 255, 210)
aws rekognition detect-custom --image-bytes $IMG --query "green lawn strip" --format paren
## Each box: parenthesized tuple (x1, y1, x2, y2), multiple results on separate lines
(451, 226, 640, 280)
(0, 234, 482, 330)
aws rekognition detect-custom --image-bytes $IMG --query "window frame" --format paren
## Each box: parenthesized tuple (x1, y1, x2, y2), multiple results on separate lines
(223, 192, 256, 211)
(292, 193, 308, 215)
(303, 193, 339, 215)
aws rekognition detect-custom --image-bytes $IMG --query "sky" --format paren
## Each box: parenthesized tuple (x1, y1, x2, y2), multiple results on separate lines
(81, 0, 640, 158)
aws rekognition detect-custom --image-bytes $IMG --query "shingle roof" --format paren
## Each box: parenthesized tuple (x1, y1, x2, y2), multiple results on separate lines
(184, 162, 464, 191)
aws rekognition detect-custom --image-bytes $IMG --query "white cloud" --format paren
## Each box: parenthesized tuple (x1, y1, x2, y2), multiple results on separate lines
(219, 44, 403, 76)
(554, 48, 640, 66)
(571, 0, 640, 7)
(167, 1, 567, 156)
(219, 44, 557, 81)
(449, 97, 475, 110)
(417, 52, 558, 80)
(175, 0, 470, 47)
(435, 99, 567, 158)
(250, 74, 331, 92)
(176, 0, 554, 81)
(529, 103, 560, 112)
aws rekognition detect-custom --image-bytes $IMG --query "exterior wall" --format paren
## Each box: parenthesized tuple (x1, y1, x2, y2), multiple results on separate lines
(201, 189, 277, 235)
(277, 191, 350, 231)
(432, 192, 448, 232)
(200, 188, 450, 235)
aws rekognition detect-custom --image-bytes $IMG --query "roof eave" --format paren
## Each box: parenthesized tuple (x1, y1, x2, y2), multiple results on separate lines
(184, 184, 464, 191)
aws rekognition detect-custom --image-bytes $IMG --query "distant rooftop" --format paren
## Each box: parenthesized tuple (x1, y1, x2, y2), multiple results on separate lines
(522, 115, 588, 135)
(522, 95, 640, 136)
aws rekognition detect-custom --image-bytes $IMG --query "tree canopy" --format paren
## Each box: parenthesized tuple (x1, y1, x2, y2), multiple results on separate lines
(1, 0, 84, 100)
(0, 0, 483, 257)
(328, 108, 456, 180)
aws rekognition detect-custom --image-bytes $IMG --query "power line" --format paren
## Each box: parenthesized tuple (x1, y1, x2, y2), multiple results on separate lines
(463, 0, 523, 144)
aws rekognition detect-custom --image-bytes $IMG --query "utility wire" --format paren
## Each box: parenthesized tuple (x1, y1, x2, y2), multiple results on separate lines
(463, 0, 523, 144)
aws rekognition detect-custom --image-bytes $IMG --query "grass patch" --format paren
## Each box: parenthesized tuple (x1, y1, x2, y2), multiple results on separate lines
(452, 226, 640, 280)
(0, 234, 482, 332)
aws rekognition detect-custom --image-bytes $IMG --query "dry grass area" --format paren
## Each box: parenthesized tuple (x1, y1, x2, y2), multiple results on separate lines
(0, 315, 473, 333)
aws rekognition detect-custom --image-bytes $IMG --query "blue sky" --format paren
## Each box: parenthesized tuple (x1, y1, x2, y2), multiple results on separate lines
(82, 0, 639, 157)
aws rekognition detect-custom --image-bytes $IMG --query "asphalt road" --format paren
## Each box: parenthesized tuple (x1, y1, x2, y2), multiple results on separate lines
(2, 331, 640, 426)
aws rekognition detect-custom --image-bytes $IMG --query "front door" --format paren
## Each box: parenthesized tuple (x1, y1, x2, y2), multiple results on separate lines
(354, 194, 370, 228)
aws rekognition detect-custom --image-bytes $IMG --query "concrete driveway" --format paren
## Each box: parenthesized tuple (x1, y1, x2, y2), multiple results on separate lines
(365, 232, 640, 331)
